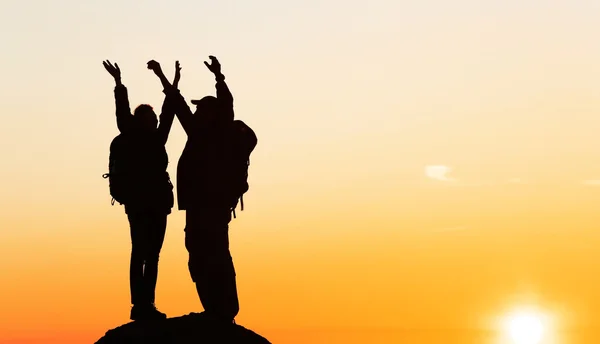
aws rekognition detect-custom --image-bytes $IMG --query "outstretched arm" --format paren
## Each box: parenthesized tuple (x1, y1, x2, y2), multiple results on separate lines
(204, 56, 234, 120)
(148, 60, 194, 135)
(103, 60, 133, 133)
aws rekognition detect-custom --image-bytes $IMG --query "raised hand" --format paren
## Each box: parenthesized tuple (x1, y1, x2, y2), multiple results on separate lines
(147, 60, 174, 90)
(147, 60, 163, 75)
(173, 60, 182, 88)
(203, 55, 221, 75)
(103, 60, 121, 84)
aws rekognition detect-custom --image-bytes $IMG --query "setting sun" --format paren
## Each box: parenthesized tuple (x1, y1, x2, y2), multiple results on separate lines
(4, 1, 600, 343)
(505, 312, 545, 344)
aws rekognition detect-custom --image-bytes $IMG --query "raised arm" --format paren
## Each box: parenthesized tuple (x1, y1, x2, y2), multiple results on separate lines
(103, 60, 134, 133)
(173, 60, 182, 89)
(155, 61, 182, 145)
(156, 94, 175, 145)
(204, 56, 234, 120)
(147, 60, 194, 135)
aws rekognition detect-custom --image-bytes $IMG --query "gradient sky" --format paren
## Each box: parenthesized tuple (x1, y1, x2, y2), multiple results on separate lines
(2, 0, 600, 343)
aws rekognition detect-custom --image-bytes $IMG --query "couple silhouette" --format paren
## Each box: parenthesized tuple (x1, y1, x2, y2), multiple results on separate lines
(102, 56, 257, 324)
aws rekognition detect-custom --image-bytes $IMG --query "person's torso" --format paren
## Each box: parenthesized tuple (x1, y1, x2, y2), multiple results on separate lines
(177, 126, 239, 208)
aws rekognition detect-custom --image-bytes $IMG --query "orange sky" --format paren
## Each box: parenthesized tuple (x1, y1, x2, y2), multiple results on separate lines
(3, 0, 600, 343)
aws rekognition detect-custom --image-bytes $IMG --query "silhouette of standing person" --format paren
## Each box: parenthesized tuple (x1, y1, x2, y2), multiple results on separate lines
(148, 57, 256, 324)
(102, 60, 179, 321)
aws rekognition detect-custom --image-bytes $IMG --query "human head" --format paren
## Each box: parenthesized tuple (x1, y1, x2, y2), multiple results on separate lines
(191, 96, 220, 124)
(133, 104, 158, 131)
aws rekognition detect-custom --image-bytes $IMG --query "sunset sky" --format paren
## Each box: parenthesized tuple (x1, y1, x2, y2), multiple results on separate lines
(2, 0, 600, 343)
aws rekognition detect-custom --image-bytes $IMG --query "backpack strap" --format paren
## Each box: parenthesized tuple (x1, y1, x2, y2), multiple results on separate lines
(102, 173, 116, 206)
(231, 195, 245, 219)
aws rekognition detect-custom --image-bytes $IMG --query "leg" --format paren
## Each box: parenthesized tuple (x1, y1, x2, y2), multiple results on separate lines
(143, 211, 167, 305)
(129, 209, 167, 320)
(185, 208, 239, 321)
(127, 211, 145, 307)
(185, 217, 213, 312)
(206, 223, 239, 321)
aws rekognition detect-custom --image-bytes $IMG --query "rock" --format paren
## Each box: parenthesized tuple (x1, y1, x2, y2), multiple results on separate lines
(95, 312, 271, 344)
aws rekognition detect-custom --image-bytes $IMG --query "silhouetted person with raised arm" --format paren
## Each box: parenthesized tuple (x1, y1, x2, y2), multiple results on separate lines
(102, 60, 180, 321)
(147, 57, 257, 325)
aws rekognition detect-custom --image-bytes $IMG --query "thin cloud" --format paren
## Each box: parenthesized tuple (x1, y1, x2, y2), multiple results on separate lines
(425, 165, 456, 182)
(583, 180, 600, 186)
(507, 178, 524, 184)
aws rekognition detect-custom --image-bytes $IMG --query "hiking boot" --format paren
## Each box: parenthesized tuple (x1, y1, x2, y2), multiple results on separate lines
(130, 305, 142, 321)
(145, 304, 167, 320)
(130, 303, 167, 321)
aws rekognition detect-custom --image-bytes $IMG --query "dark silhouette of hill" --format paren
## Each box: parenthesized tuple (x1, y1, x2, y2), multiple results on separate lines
(95, 312, 271, 344)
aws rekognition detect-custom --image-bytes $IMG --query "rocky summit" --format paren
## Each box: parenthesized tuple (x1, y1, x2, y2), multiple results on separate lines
(95, 312, 271, 344)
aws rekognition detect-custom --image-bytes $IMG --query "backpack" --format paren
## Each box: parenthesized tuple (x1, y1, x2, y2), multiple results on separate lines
(102, 133, 134, 205)
(227, 120, 257, 218)
(102, 132, 174, 208)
